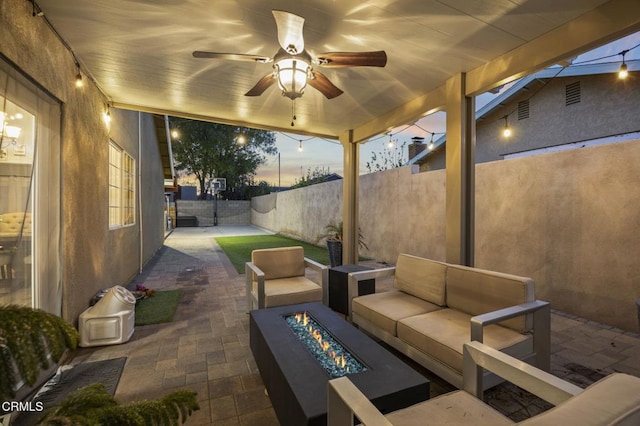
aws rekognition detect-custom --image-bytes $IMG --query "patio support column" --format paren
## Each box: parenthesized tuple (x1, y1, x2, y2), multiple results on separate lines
(445, 73, 476, 266)
(340, 130, 359, 265)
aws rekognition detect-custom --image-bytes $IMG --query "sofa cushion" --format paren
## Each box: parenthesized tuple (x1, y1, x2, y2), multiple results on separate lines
(519, 373, 640, 425)
(385, 390, 513, 425)
(397, 309, 531, 373)
(446, 265, 534, 332)
(352, 291, 442, 336)
(393, 254, 447, 306)
(252, 276, 322, 308)
(251, 246, 305, 280)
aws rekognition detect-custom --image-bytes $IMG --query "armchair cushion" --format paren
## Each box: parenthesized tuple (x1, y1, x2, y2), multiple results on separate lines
(251, 276, 322, 308)
(520, 373, 640, 425)
(385, 390, 512, 425)
(251, 246, 305, 280)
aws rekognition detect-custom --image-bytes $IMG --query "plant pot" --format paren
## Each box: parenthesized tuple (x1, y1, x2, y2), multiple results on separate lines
(327, 239, 343, 267)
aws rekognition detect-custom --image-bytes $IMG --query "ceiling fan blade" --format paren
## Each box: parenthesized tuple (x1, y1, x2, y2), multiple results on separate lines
(245, 74, 277, 96)
(308, 71, 343, 99)
(317, 51, 387, 68)
(272, 10, 305, 54)
(192, 51, 272, 63)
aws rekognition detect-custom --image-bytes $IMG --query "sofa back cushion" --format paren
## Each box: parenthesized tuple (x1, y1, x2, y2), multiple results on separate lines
(446, 265, 534, 332)
(251, 246, 305, 280)
(393, 254, 447, 306)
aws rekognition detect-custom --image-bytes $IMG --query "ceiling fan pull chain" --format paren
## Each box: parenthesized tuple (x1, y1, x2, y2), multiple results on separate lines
(291, 100, 297, 127)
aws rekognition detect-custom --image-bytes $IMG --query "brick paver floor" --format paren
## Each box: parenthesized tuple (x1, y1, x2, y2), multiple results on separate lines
(68, 226, 640, 425)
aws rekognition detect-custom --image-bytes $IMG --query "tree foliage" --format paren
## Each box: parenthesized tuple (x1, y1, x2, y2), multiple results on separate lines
(291, 166, 333, 189)
(169, 118, 277, 199)
(365, 141, 407, 173)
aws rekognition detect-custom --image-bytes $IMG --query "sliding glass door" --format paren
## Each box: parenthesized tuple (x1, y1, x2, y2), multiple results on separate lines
(0, 59, 61, 314)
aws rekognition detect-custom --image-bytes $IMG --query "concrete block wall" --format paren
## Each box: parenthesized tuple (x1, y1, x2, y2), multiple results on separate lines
(251, 139, 640, 332)
(176, 200, 250, 225)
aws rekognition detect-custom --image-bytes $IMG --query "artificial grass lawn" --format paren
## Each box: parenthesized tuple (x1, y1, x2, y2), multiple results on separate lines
(215, 234, 330, 274)
(135, 289, 182, 325)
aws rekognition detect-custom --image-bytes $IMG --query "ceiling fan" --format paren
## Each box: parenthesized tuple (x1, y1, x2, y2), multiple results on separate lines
(192, 10, 387, 104)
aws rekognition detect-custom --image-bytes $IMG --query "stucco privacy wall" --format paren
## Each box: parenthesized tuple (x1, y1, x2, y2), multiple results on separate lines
(252, 140, 640, 331)
(1, 1, 166, 322)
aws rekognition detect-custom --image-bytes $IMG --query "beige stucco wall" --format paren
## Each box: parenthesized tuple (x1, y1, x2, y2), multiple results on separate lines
(1, 1, 166, 322)
(253, 140, 640, 331)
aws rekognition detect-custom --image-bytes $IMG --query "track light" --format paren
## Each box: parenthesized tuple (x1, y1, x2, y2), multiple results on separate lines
(618, 51, 629, 79)
(502, 116, 511, 137)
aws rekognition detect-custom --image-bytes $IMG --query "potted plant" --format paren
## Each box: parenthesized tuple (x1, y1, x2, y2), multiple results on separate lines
(322, 221, 368, 267)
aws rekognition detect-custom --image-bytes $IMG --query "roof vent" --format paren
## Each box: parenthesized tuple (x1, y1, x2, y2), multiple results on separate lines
(565, 81, 581, 106)
(518, 99, 530, 120)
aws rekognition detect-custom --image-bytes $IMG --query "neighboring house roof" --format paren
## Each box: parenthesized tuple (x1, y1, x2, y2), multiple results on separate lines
(407, 60, 640, 165)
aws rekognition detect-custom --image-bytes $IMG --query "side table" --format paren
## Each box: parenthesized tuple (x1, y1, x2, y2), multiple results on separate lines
(329, 264, 375, 315)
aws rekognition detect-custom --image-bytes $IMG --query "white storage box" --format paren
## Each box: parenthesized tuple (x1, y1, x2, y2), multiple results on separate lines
(79, 286, 136, 347)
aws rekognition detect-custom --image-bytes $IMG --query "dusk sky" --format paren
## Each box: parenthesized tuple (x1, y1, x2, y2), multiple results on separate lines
(255, 31, 640, 187)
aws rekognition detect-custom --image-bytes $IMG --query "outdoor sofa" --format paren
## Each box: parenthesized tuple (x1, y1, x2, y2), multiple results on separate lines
(328, 341, 640, 425)
(347, 254, 550, 390)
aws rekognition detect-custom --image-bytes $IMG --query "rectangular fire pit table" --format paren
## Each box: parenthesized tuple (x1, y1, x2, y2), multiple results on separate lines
(250, 302, 430, 426)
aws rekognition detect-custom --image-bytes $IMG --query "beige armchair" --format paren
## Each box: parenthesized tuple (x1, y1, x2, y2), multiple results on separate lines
(328, 341, 640, 425)
(245, 246, 328, 312)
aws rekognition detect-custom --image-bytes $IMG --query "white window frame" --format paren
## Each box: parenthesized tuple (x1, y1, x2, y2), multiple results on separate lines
(109, 140, 135, 229)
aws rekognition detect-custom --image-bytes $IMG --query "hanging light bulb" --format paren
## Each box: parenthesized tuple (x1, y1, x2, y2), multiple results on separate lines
(428, 133, 435, 150)
(171, 129, 179, 139)
(298, 140, 303, 152)
(387, 134, 394, 148)
(103, 107, 111, 125)
(618, 50, 629, 79)
(237, 134, 246, 145)
(75, 63, 83, 88)
(502, 116, 511, 137)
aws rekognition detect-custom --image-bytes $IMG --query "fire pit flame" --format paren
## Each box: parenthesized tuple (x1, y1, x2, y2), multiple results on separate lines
(285, 311, 366, 378)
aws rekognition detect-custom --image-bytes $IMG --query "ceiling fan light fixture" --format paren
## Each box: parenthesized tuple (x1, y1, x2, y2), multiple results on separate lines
(275, 57, 310, 100)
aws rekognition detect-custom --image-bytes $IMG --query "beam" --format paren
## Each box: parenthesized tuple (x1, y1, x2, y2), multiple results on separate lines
(111, 101, 338, 141)
(445, 73, 475, 266)
(347, 85, 447, 145)
(340, 130, 359, 265)
(466, 0, 640, 96)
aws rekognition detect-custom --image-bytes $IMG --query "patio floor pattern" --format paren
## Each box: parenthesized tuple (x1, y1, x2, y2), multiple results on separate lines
(67, 227, 640, 425)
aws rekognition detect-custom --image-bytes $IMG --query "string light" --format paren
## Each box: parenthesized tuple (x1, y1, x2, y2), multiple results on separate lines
(74, 62, 83, 88)
(618, 50, 629, 79)
(103, 105, 111, 125)
(502, 116, 511, 137)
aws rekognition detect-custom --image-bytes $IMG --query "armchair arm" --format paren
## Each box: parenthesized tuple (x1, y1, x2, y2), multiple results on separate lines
(346, 267, 396, 319)
(327, 377, 392, 426)
(463, 341, 582, 405)
(305, 257, 329, 305)
(245, 262, 266, 312)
